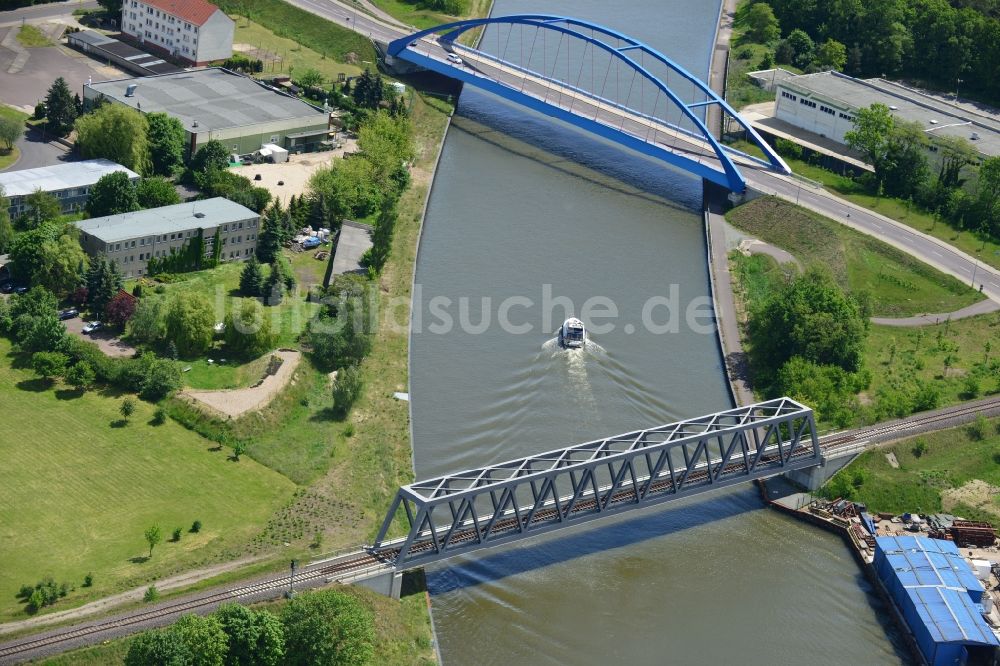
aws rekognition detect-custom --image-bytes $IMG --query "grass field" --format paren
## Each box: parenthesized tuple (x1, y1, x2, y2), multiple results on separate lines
(229, 17, 366, 83)
(0, 339, 296, 621)
(214, 0, 376, 65)
(369, 0, 493, 30)
(17, 24, 52, 47)
(823, 419, 1000, 523)
(726, 196, 983, 317)
(0, 105, 26, 171)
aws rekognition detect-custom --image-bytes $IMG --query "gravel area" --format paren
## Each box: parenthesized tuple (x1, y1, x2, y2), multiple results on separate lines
(63, 316, 136, 357)
(183, 350, 301, 418)
(230, 139, 358, 206)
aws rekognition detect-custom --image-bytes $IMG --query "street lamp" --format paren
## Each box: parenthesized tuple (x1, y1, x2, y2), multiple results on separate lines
(956, 78, 963, 100)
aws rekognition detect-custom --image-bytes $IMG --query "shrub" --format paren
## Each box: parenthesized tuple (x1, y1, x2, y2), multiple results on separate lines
(190, 519, 202, 533)
(144, 585, 159, 602)
(172, 527, 182, 542)
(83, 573, 93, 588)
(969, 414, 992, 441)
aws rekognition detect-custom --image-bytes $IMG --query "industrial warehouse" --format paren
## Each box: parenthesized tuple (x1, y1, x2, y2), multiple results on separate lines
(82, 68, 334, 157)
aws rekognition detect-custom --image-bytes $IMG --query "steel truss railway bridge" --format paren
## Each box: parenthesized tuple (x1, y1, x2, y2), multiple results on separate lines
(384, 14, 789, 192)
(371, 398, 820, 569)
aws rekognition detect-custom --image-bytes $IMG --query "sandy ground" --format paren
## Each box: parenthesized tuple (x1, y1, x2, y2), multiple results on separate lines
(183, 350, 301, 418)
(942, 480, 1000, 520)
(0, 554, 266, 636)
(63, 316, 136, 357)
(230, 139, 358, 206)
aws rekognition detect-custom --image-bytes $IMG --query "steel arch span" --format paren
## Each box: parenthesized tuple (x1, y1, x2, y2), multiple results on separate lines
(387, 15, 789, 192)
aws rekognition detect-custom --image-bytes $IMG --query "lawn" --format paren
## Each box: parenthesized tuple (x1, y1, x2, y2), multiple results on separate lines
(0, 338, 296, 621)
(214, 0, 376, 65)
(369, 0, 493, 31)
(823, 418, 1000, 524)
(776, 155, 1000, 274)
(726, 196, 983, 317)
(17, 24, 52, 48)
(0, 105, 26, 171)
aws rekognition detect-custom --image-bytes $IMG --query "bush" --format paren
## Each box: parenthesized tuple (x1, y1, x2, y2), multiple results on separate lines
(331, 364, 363, 416)
(190, 519, 202, 533)
(969, 414, 992, 441)
(172, 527, 182, 542)
(912, 440, 928, 458)
(143, 585, 159, 602)
(152, 407, 167, 425)
(83, 573, 93, 588)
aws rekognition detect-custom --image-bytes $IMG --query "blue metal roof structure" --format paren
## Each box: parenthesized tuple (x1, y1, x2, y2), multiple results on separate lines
(874, 536, 998, 666)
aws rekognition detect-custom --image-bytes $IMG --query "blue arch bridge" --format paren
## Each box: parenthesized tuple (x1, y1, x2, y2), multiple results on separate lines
(382, 14, 790, 192)
(369, 399, 820, 571)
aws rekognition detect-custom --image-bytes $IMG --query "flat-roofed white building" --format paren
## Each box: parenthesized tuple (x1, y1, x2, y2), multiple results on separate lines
(0, 159, 140, 218)
(120, 0, 234, 66)
(76, 198, 259, 278)
(773, 71, 1000, 162)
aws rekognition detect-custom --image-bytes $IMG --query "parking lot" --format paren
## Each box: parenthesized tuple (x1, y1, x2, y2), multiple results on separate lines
(63, 315, 136, 357)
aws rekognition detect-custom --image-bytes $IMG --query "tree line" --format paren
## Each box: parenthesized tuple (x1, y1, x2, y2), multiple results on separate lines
(757, 0, 1000, 106)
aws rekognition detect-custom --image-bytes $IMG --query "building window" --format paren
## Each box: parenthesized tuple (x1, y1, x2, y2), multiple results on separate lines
(781, 90, 797, 102)
(115, 243, 121, 251)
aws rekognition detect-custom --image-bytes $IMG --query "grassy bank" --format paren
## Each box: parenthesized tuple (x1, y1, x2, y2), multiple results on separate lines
(17, 24, 52, 47)
(229, 16, 366, 81)
(726, 196, 982, 317)
(370, 0, 493, 29)
(823, 419, 1000, 524)
(0, 339, 296, 622)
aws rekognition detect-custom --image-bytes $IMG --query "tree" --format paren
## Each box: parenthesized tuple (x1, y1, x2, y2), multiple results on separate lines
(239, 255, 265, 296)
(125, 629, 188, 666)
(32, 351, 68, 381)
(20, 189, 61, 229)
(223, 299, 274, 358)
(97, 0, 123, 12)
(0, 186, 12, 255)
(127, 296, 166, 344)
(136, 176, 181, 209)
(307, 278, 373, 370)
(255, 205, 285, 264)
(331, 364, 363, 416)
(744, 3, 781, 43)
(215, 603, 285, 666)
(44, 77, 77, 138)
(747, 266, 868, 389)
(785, 28, 815, 68)
(281, 590, 375, 666)
(145, 112, 185, 176)
(295, 67, 324, 88)
(105, 291, 137, 328)
(86, 256, 124, 315)
(36, 230, 89, 297)
(191, 140, 230, 175)
(75, 104, 151, 174)
(845, 103, 894, 174)
(66, 362, 95, 391)
(126, 615, 227, 666)
(140, 359, 181, 401)
(87, 171, 140, 217)
(144, 525, 161, 557)
(814, 38, 847, 70)
(880, 121, 930, 199)
(120, 397, 136, 422)
(934, 135, 977, 190)
(0, 116, 20, 151)
(351, 69, 384, 109)
(10, 286, 65, 353)
(164, 292, 215, 357)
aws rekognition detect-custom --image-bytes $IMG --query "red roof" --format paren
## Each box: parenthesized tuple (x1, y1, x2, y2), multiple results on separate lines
(142, 0, 221, 26)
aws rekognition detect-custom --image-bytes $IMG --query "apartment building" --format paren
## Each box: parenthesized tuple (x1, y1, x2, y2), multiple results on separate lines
(120, 0, 234, 66)
(0, 159, 139, 218)
(75, 198, 259, 279)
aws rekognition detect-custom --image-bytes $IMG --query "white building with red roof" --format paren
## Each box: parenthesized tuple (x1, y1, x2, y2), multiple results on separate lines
(120, 0, 234, 66)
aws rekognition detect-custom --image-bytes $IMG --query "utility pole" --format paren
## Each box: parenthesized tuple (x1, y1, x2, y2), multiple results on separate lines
(285, 559, 297, 598)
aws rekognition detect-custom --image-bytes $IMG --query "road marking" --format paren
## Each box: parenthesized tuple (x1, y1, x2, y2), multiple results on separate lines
(931, 250, 943, 257)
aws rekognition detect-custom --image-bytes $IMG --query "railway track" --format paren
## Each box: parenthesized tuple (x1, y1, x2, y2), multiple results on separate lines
(0, 551, 396, 662)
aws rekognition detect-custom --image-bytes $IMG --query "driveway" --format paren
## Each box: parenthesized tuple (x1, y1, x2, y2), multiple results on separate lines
(4, 124, 76, 172)
(63, 316, 136, 357)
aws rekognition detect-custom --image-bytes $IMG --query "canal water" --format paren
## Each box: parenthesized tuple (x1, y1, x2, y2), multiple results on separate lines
(409, 0, 908, 663)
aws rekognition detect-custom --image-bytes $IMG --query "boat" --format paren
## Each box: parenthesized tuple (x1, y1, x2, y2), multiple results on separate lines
(558, 317, 586, 349)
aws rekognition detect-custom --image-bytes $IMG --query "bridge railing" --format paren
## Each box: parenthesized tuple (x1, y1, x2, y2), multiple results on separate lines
(372, 398, 820, 568)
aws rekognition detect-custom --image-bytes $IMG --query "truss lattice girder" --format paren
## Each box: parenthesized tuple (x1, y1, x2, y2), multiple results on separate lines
(386, 15, 790, 192)
(373, 398, 819, 568)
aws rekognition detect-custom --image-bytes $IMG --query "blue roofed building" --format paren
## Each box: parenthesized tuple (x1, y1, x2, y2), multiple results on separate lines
(874, 536, 999, 666)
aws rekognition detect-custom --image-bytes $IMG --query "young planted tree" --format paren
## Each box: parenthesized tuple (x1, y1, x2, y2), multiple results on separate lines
(144, 525, 161, 557)
(0, 116, 21, 151)
(120, 397, 136, 422)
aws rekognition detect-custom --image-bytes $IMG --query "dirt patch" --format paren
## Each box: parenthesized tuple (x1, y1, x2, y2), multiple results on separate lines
(183, 350, 301, 418)
(230, 141, 358, 206)
(942, 480, 1000, 519)
(885, 452, 899, 469)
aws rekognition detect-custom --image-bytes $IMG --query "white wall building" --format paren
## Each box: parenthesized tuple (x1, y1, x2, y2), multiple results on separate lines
(773, 71, 1000, 162)
(120, 0, 234, 66)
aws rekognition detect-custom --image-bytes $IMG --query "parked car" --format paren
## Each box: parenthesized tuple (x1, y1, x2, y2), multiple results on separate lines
(13, 285, 27, 294)
(82, 321, 102, 334)
(59, 308, 79, 320)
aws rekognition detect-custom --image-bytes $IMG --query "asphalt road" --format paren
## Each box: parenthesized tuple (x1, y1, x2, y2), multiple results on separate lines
(0, 0, 98, 27)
